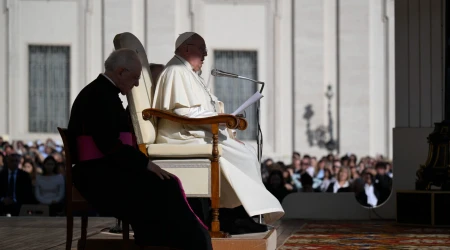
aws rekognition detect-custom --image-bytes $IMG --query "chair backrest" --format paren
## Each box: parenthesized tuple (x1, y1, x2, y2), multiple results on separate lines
(57, 127, 73, 205)
(113, 32, 157, 146)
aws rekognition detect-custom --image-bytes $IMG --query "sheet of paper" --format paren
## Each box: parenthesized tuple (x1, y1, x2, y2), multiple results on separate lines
(232, 91, 264, 115)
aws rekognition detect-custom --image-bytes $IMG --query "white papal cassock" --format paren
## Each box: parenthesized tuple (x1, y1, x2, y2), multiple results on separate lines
(152, 55, 284, 224)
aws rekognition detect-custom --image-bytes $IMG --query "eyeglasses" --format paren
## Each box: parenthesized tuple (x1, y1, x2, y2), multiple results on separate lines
(186, 44, 208, 54)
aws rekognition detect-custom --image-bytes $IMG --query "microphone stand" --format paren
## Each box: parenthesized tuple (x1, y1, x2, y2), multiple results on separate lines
(235, 76, 265, 224)
(236, 76, 265, 94)
(234, 76, 264, 162)
(212, 70, 265, 223)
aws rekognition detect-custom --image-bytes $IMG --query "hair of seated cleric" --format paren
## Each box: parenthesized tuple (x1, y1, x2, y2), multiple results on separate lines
(104, 48, 139, 72)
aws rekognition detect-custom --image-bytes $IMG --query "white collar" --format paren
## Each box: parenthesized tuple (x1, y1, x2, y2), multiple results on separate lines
(364, 184, 378, 206)
(102, 73, 117, 87)
(334, 181, 349, 190)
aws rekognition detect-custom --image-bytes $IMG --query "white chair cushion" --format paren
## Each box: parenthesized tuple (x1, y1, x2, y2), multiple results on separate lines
(153, 159, 220, 197)
(116, 32, 157, 145)
(147, 144, 222, 158)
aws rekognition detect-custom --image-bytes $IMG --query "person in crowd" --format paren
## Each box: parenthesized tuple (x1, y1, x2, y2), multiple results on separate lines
(374, 162, 392, 206)
(21, 159, 38, 187)
(0, 154, 34, 216)
(265, 170, 292, 203)
(319, 168, 334, 192)
(352, 177, 371, 207)
(299, 173, 314, 192)
(34, 156, 65, 216)
(326, 166, 351, 193)
(362, 171, 379, 207)
(314, 159, 326, 180)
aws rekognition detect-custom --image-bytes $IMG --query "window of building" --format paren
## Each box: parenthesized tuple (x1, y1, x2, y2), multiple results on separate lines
(213, 50, 258, 140)
(28, 45, 71, 133)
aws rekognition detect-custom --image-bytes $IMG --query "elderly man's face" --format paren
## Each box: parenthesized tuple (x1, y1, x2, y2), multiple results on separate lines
(116, 61, 142, 95)
(185, 38, 207, 72)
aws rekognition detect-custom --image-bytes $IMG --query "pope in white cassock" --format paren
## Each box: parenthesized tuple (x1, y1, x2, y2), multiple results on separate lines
(152, 32, 284, 232)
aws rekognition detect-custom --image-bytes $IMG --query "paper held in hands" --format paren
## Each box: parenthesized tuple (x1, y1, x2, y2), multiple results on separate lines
(232, 91, 264, 116)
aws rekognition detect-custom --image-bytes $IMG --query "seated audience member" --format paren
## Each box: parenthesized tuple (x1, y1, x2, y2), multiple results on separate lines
(326, 166, 351, 193)
(35, 156, 65, 216)
(352, 178, 370, 207)
(374, 162, 392, 205)
(3, 144, 14, 156)
(261, 158, 274, 184)
(265, 170, 292, 203)
(314, 159, 326, 179)
(319, 168, 334, 192)
(283, 168, 298, 192)
(362, 171, 379, 207)
(0, 154, 34, 216)
(349, 161, 360, 181)
(299, 173, 314, 192)
(21, 160, 38, 187)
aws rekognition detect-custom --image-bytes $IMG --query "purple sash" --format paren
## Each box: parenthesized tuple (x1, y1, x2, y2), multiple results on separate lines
(76, 132, 209, 230)
(76, 132, 133, 161)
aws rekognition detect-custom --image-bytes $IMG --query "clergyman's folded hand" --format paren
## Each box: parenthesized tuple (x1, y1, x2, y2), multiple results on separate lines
(147, 161, 174, 180)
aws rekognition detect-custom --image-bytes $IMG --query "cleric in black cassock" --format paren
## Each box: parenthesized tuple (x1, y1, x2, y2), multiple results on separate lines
(67, 48, 212, 249)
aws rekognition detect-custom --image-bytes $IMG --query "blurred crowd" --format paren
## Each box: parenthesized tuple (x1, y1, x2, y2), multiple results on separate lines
(262, 152, 393, 208)
(0, 134, 393, 218)
(0, 136, 66, 216)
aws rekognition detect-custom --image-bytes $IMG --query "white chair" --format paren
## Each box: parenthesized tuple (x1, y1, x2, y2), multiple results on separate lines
(113, 32, 247, 238)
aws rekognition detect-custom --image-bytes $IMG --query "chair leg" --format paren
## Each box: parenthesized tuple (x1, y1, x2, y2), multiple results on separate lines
(211, 208, 220, 236)
(78, 214, 88, 250)
(122, 220, 129, 250)
(66, 212, 73, 250)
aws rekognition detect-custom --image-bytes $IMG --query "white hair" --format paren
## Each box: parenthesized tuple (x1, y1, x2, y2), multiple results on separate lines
(104, 48, 140, 72)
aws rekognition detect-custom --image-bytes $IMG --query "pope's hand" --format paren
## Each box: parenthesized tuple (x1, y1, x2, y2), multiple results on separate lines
(147, 161, 174, 180)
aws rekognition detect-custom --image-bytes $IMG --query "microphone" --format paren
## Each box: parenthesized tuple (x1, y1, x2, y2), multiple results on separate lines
(211, 69, 238, 78)
(211, 68, 265, 93)
(210, 69, 264, 162)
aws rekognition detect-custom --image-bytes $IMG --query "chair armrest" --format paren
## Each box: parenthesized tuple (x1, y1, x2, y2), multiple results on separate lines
(142, 108, 247, 130)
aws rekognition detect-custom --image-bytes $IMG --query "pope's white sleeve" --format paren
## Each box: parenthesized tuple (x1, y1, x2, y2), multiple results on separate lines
(174, 107, 218, 118)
